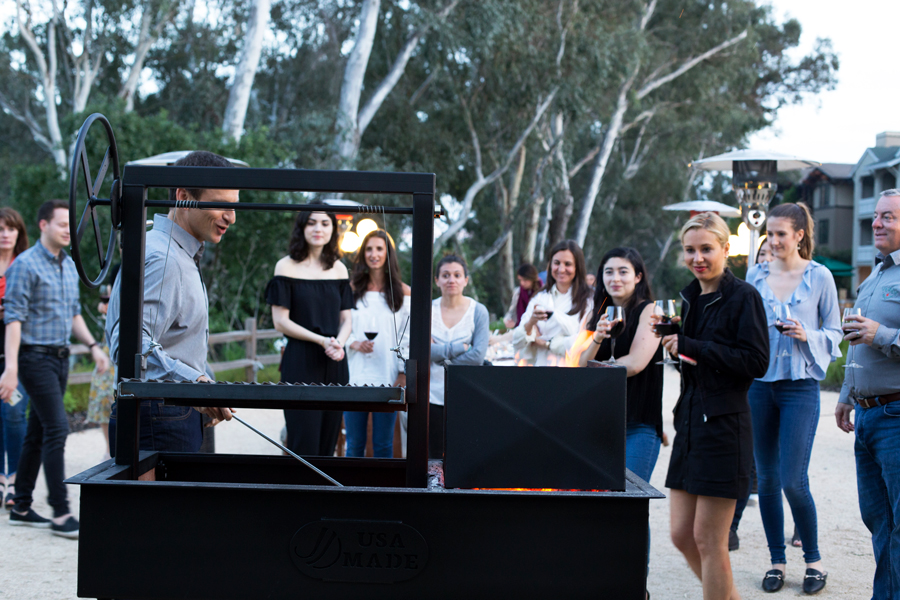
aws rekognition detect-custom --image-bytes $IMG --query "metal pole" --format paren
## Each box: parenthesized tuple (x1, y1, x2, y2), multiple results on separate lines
(231, 415, 342, 487)
(407, 191, 435, 488)
(748, 228, 759, 270)
(115, 183, 147, 477)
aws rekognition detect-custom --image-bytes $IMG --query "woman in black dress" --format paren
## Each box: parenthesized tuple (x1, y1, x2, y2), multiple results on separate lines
(657, 212, 769, 599)
(267, 211, 353, 456)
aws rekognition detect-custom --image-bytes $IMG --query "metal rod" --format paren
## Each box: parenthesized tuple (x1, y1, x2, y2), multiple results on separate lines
(142, 200, 440, 216)
(230, 415, 343, 487)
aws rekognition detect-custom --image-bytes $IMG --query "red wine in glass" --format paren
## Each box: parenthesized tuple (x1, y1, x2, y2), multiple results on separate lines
(364, 332, 378, 341)
(544, 310, 554, 319)
(654, 318, 680, 337)
(774, 323, 788, 334)
(608, 319, 626, 339)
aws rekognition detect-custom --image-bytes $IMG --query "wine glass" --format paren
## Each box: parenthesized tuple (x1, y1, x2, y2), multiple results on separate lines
(843, 307, 864, 369)
(363, 320, 378, 359)
(653, 300, 679, 365)
(774, 304, 793, 358)
(604, 306, 626, 364)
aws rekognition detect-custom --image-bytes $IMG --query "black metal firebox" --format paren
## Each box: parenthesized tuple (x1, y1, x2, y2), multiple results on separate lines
(65, 114, 663, 600)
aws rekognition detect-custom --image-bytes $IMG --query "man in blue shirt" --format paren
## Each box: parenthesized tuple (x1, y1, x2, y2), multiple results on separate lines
(0, 200, 110, 539)
(836, 189, 900, 597)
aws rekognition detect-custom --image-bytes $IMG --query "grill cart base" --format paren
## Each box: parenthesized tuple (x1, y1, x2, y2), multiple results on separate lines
(69, 456, 662, 600)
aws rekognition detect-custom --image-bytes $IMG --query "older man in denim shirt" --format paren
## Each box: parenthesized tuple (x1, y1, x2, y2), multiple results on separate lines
(836, 188, 900, 598)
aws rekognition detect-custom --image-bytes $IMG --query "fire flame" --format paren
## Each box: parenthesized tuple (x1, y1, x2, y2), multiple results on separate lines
(564, 329, 596, 368)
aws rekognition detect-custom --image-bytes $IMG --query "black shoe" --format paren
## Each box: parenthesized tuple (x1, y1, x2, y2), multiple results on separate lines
(50, 516, 79, 539)
(802, 568, 827, 595)
(9, 508, 51, 528)
(728, 527, 740, 551)
(4, 486, 14, 509)
(762, 569, 785, 593)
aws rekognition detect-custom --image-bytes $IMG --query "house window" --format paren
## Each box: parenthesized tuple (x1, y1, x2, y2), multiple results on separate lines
(818, 219, 830, 245)
(823, 185, 833, 207)
(884, 173, 897, 191)
(862, 176, 875, 198)
(860, 219, 873, 246)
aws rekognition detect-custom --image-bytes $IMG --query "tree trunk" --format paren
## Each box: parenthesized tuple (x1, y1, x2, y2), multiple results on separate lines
(223, 0, 271, 142)
(120, 0, 182, 113)
(500, 146, 526, 301)
(334, 0, 381, 167)
(546, 112, 572, 248)
(522, 196, 543, 266)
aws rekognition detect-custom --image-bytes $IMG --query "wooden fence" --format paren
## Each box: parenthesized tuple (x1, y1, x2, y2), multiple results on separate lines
(67, 318, 282, 385)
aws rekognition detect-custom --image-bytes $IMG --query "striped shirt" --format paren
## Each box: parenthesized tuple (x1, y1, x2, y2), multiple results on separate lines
(3, 241, 81, 346)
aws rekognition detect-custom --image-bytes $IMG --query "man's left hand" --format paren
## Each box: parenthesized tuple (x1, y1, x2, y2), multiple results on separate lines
(843, 315, 879, 346)
(91, 345, 110, 374)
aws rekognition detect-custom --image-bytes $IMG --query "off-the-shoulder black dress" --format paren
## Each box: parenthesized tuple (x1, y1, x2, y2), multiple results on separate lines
(266, 276, 353, 456)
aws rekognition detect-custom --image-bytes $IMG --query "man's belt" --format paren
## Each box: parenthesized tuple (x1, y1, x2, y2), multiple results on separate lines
(857, 392, 900, 409)
(20, 344, 70, 359)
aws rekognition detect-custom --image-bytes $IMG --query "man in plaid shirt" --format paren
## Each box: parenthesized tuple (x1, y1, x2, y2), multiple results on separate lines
(0, 200, 109, 539)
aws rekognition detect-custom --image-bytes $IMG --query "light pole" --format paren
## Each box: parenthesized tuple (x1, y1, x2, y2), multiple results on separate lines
(688, 150, 819, 266)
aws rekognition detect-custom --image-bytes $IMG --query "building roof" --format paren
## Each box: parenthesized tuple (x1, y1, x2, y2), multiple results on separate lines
(852, 146, 900, 177)
(800, 163, 854, 184)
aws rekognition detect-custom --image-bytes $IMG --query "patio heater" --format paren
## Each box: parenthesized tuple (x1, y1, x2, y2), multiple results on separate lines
(688, 150, 819, 265)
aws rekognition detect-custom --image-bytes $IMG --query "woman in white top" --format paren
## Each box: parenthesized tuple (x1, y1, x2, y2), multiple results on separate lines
(345, 230, 410, 458)
(513, 240, 593, 365)
(429, 255, 489, 459)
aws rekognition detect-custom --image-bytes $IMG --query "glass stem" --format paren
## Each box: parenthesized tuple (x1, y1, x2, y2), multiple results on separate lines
(610, 339, 616, 364)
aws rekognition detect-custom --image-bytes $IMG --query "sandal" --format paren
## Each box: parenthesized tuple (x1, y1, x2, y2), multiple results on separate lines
(762, 569, 785, 593)
(792, 525, 802, 548)
(802, 568, 827, 594)
(4, 485, 15, 509)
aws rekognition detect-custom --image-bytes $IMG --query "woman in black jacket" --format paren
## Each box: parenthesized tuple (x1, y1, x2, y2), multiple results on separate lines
(656, 212, 769, 599)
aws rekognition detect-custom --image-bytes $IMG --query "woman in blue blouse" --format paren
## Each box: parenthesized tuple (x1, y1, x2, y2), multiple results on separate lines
(746, 202, 842, 594)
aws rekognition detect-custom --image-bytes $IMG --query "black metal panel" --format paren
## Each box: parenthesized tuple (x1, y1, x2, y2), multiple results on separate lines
(74, 459, 656, 600)
(122, 165, 435, 194)
(443, 365, 627, 491)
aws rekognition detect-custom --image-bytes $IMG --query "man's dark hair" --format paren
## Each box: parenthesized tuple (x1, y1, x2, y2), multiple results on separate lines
(168, 151, 234, 202)
(37, 200, 69, 225)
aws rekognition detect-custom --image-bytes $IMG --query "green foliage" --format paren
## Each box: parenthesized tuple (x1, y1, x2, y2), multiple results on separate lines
(823, 339, 849, 390)
(64, 384, 91, 414)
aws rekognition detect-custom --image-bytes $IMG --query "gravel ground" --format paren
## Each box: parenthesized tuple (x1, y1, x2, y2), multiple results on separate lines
(0, 367, 875, 599)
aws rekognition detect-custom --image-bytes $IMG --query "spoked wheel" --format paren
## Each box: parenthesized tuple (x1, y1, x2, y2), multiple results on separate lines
(68, 113, 122, 288)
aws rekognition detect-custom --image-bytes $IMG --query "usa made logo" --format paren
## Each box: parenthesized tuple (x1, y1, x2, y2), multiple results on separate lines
(290, 519, 429, 583)
(882, 285, 900, 300)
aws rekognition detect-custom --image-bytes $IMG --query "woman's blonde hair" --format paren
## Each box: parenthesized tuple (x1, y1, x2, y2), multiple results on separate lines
(679, 212, 730, 247)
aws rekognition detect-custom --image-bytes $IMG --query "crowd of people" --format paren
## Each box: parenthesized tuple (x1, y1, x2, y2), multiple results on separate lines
(2, 147, 900, 599)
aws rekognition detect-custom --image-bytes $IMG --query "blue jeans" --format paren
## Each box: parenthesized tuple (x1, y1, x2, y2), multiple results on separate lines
(13, 352, 70, 517)
(748, 378, 821, 564)
(855, 401, 900, 599)
(344, 411, 396, 458)
(626, 423, 661, 482)
(109, 399, 203, 454)
(0, 356, 29, 477)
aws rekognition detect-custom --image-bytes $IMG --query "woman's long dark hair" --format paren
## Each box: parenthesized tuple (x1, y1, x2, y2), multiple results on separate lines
(350, 229, 405, 312)
(543, 240, 591, 318)
(587, 247, 653, 331)
(0, 207, 29, 257)
(288, 211, 341, 269)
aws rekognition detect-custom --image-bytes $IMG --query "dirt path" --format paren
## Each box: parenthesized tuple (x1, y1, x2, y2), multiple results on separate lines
(0, 368, 874, 598)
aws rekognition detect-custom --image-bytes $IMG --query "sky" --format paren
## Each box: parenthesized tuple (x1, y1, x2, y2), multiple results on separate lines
(747, 0, 900, 165)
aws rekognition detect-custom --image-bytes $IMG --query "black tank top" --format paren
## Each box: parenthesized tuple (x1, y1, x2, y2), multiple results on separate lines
(594, 299, 664, 437)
